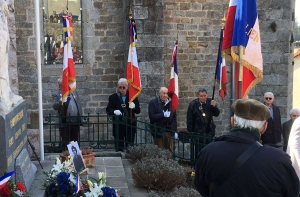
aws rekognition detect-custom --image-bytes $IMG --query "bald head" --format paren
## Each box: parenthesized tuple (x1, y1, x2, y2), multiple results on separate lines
(159, 87, 168, 102)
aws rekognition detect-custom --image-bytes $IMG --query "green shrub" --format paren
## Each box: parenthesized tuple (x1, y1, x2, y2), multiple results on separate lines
(131, 157, 186, 191)
(127, 144, 172, 163)
(148, 187, 201, 197)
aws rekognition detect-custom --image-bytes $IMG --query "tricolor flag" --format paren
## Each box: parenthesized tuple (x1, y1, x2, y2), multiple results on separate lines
(126, 19, 142, 102)
(222, 0, 263, 98)
(62, 14, 76, 103)
(74, 174, 80, 194)
(0, 171, 14, 189)
(216, 29, 227, 101)
(168, 42, 179, 111)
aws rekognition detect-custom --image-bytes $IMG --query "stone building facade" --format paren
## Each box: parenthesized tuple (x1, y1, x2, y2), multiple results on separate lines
(11, 0, 295, 136)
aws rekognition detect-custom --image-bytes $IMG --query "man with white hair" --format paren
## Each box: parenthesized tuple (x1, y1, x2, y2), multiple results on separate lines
(283, 108, 300, 151)
(194, 99, 299, 197)
(106, 78, 140, 152)
(261, 92, 282, 147)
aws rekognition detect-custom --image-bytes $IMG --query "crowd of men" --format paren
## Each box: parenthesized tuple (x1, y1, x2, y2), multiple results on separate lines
(52, 77, 300, 196)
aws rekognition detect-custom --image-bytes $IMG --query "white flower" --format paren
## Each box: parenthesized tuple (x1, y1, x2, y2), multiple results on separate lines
(98, 172, 105, 181)
(84, 182, 104, 197)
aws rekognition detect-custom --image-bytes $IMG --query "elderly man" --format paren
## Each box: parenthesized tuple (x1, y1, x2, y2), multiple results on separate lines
(106, 78, 140, 152)
(148, 87, 177, 152)
(194, 99, 299, 197)
(261, 92, 282, 147)
(283, 108, 300, 151)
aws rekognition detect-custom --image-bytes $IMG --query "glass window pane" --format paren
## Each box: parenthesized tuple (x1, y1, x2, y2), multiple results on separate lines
(43, 0, 82, 65)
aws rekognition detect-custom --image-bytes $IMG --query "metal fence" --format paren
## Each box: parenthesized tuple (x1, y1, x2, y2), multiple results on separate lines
(43, 113, 214, 166)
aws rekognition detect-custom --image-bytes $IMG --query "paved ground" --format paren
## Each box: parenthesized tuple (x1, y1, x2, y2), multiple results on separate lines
(27, 153, 148, 197)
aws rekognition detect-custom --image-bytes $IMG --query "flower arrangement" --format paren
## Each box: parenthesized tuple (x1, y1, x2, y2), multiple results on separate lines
(43, 158, 120, 197)
(0, 171, 28, 197)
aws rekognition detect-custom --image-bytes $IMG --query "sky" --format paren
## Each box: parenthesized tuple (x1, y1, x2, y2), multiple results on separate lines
(297, 0, 300, 24)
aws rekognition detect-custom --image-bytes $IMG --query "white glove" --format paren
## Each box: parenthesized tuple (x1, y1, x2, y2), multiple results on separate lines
(129, 102, 135, 109)
(174, 132, 178, 139)
(114, 110, 122, 115)
(164, 110, 170, 117)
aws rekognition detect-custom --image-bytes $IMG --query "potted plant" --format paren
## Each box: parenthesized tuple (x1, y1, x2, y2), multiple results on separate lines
(60, 147, 95, 168)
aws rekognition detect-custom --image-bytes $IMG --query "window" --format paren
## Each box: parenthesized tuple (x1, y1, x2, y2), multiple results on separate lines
(43, 0, 82, 65)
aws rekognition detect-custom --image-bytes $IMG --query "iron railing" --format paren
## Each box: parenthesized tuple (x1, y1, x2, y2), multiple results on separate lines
(43, 114, 214, 166)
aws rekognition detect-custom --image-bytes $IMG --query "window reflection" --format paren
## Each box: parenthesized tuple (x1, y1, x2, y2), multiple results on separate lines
(43, 0, 82, 65)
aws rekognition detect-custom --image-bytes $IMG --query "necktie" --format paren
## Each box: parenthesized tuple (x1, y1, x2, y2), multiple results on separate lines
(122, 96, 126, 103)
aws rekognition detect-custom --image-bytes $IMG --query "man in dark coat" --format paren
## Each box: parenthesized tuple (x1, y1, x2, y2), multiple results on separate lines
(261, 92, 282, 147)
(148, 87, 177, 152)
(106, 78, 140, 152)
(52, 78, 83, 148)
(283, 108, 300, 151)
(194, 99, 299, 197)
(186, 88, 220, 159)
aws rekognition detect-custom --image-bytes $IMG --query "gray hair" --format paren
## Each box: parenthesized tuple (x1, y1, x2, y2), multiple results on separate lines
(159, 87, 168, 94)
(233, 114, 266, 132)
(198, 88, 207, 94)
(118, 78, 128, 86)
(57, 78, 62, 84)
(264, 92, 274, 98)
(290, 108, 300, 115)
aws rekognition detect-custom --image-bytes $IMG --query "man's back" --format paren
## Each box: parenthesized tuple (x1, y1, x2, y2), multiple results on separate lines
(195, 131, 299, 197)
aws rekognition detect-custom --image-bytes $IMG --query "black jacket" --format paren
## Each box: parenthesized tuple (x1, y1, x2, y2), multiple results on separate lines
(194, 131, 299, 197)
(148, 97, 177, 133)
(282, 119, 293, 151)
(106, 91, 140, 136)
(187, 98, 220, 136)
(261, 103, 282, 145)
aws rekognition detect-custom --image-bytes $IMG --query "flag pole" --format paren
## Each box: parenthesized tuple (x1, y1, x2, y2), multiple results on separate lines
(238, 46, 243, 99)
(128, 8, 133, 123)
(34, 0, 44, 161)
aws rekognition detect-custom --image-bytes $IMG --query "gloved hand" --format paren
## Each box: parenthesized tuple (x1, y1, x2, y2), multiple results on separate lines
(164, 110, 170, 117)
(129, 102, 135, 109)
(114, 110, 122, 115)
(60, 96, 68, 102)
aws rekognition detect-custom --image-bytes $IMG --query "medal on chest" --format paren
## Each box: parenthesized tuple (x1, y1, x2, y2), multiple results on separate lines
(199, 106, 206, 116)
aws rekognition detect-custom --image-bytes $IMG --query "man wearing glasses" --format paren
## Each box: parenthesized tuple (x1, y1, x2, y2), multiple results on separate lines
(282, 108, 300, 151)
(106, 78, 140, 152)
(261, 92, 282, 147)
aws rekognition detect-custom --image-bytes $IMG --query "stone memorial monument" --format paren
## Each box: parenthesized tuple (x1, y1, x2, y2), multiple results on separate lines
(0, 0, 36, 190)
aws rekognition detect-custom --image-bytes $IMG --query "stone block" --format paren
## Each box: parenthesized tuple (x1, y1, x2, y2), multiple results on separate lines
(0, 100, 28, 173)
(15, 148, 37, 190)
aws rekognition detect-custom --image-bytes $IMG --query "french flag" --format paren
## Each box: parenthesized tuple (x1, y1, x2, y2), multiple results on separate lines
(168, 42, 179, 111)
(126, 19, 142, 102)
(74, 174, 80, 194)
(216, 29, 227, 101)
(0, 171, 14, 189)
(223, 0, 262, 98)
(62, 14, 76, 102)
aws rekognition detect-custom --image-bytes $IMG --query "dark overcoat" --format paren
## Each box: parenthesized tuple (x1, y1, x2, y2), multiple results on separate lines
(186, 98, 220, 136)
(282, 119, 293, 151)
(194, 131, 299, 197)
(106, 91, 140, 136)
(261, 103, 282, 145)
(148, 97, 177, 136)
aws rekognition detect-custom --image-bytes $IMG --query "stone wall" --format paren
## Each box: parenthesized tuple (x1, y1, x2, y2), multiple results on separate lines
(13, 0, 295, 135)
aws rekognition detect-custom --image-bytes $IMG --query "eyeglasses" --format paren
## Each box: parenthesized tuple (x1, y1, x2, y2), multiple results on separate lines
(292, 115, 300, 117)
(265, 97, 272, 100)
(118, 86, 126, 90)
